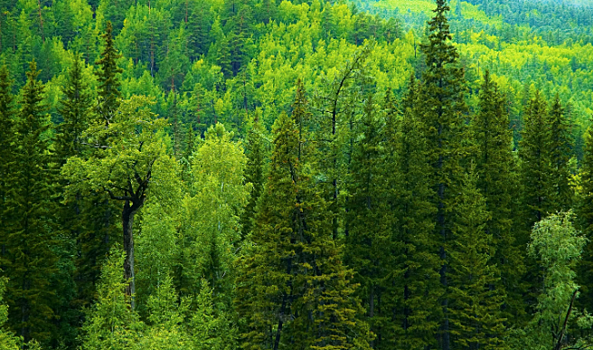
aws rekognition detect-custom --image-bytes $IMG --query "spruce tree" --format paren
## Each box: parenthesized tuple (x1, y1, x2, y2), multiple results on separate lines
(73, 20, 123, 311)
(344, 95, 393, 349)
(392, 76, 441, 350)
(449, 169, 507, 350)
(236, 81, 371, 350)
(548, 94, 573, 212)
(419, 1, 468, 348)
(519, 90, 554, 314)
(95, 20, 122, 126)
(472, 71, 524, 323)
(55, 57, 92, 166)
(240, 112, 266, 239)
(520, 90, 553, 234)
(0, 65, 15, 236)
(54, 57, 94, 337)
(576, 119, 593, 311)
(1, 60, 58, 345)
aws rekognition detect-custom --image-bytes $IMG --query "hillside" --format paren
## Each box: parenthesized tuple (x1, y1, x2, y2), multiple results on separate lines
(1, 0, 593, 349)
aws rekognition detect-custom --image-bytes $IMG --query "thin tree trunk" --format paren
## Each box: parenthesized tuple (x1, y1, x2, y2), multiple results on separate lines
(122, 200, 137, 309)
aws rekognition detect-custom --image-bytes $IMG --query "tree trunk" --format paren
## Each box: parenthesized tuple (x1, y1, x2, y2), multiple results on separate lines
(122, 200, 137, 309)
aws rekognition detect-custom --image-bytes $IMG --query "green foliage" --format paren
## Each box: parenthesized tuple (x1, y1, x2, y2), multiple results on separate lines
(0, 277, 20, 350)
(471, 71, 524, 323)
(392, 76, 441, 350)
(548, 94, 574, 212)
(344, 94, 395, 349)
(520, 90, 553, 230)
(95, 20, 123, 126)
(240, 113, 266, 240)
(509, 211, 592, 350)
(79, 249, 143, 350)
(236, 83, 371, 350)
(177, 123, 249, 305)
(449, 169, 507, 350)
(576, 120, 593, 314)
(0, 60, 58, 345)
(419, 0, 468, 346)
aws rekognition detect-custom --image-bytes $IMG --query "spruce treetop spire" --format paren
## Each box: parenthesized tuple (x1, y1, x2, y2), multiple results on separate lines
(95, 20, 123, 126)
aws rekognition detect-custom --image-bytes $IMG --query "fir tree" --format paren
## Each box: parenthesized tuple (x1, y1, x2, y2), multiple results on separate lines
(520, 90, 553, 233)
(240, 112, 266, 239)
(392, 76, 441, 350)
(519, 90, 554, 314)
(548, 94, 573, 212)
(236, 81, 371, 350)
(471, 71, 524, 323)
(1, 60, 58, 345)
(576, 119, 593, 311)
(344, 95, 393, 349)
(74, 20, 124, 312)
(0, 65, 14, 238)
(449, 169, 507, 350)
(0, 276, 20, 350)
(419, 1, 468, 348)
(95, 20, 122, 126)
(79, 249, 143, 350)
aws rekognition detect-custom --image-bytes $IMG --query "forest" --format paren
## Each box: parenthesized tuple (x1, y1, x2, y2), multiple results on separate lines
(1, 0, 593, 349)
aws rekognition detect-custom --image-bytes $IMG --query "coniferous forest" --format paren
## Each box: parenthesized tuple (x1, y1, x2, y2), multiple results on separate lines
(2, 0, 593, 349)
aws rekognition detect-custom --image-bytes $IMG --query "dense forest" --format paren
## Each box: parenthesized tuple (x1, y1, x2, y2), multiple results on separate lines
(1, 0, 593, 349)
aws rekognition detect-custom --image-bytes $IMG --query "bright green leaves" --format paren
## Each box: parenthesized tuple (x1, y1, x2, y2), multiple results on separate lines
(0, 277, 20, 350)
(178, 123, 249, 301)
(63, 95, 167, 198)
(510, 212, 592, 350)
(79, 250, 143, 350)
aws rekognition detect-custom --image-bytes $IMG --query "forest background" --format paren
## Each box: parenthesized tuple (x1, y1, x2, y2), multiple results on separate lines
(2, 0, 593, 349)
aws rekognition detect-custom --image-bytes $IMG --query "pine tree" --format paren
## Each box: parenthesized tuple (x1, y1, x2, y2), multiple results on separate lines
(548, 94, 573, 212)
(419, 1, 468, 348)
(236, 81, 371, 350)
(449, 169, 507, 350)
(392, 76, 441, 350)
(471, 71, 524, 323)
(240, 112, 266, 239)
(1, 60, 58, 345)
(344, 95, 393, 349)
(95, 20, 122, 127)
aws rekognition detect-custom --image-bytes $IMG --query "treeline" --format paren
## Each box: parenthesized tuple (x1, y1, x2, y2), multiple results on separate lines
(2, 0, 593, 350)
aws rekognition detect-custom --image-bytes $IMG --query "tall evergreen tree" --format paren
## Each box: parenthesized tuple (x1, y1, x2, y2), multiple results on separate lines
(344, 95, 393, 349)
(240, 112, 266, 239)
(449, 169, 507, 350)
(54, 57, 94, 337)
(0, 65, 14, 237)
(392, 77, 441, 350)
(519, 90, 554, 314)
(236, 81, 371, 350)
(0, 60, 58, 345)
(548, 94, 573, 212)
(419, 1, 468, 348)
(471, 71, 524, 323)
(95, 20, 122, 127)
(576, 118, 593, 311)
(73, 20, 124, 312)
(520, 90, 553, 233)
(55, 57, 92, 166)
